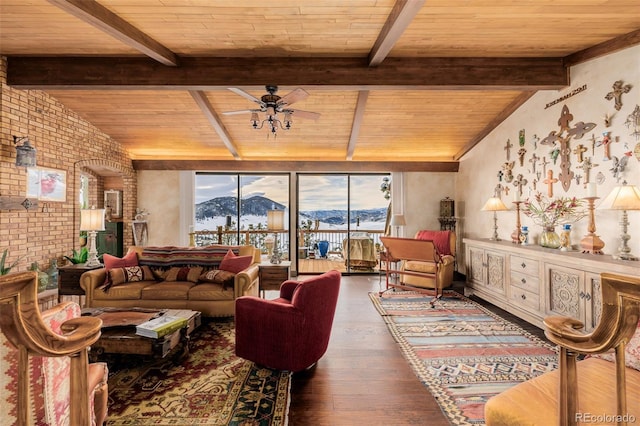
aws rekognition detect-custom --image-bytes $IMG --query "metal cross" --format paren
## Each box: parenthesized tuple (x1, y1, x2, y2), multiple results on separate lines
(517, 148, 527, 167)
(605, 80, 632, 111)
(541, 156, 550, 174)
(504, 139, 513, 161)
(529, 152, 539, 174)
(580, 157, 599, 184)
(513, 174, 528, 198)
(573, 144, 588, 163)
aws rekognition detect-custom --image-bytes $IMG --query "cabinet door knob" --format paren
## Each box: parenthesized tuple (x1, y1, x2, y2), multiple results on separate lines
(579, 291, 585, 299)
(585, 293, 591, 301)
(521, 262, 526, 269)
(521, 294, 526, 300)
(521, 278, 527, 284)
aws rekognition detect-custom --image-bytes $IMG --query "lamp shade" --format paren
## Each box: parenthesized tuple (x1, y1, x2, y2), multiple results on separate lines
(80, 207, 106, 232)
(481, 197, 509, 212)
(390, 214, 406, 227)
(599, 184, 640, 211)
(267, 209, 285, 231)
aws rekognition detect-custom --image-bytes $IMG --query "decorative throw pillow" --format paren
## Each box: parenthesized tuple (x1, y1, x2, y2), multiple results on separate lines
(163, 266, 203, 283)
(219, 249, 253, 274)
(103, 251, 139, 270)
(106, 265, 154, 288)
(103, 251, 139, 284)
(199, 269, 236, 289)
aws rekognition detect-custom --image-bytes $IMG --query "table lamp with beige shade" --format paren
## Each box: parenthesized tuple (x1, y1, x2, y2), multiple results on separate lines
(390, 214, 406, 237)
(599, 181, 640, 260)
(481, 197, 509, 241)
(267, 208, 285, 264)
(80, 206, 105, 267)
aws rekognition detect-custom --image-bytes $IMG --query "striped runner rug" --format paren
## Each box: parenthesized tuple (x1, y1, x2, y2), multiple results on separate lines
(369, 290, 558, 425)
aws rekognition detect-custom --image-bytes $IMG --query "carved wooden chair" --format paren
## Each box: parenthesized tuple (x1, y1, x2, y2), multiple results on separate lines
(0, 271, 107, 425)
(485, 272, 640, 426)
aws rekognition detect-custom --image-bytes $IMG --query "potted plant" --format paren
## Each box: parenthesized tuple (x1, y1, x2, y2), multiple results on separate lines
(64, 247, 89, 264)
(0, 249, 24, 275)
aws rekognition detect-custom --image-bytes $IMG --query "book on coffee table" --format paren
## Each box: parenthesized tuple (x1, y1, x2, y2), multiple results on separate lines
(135, 315, 188, 339)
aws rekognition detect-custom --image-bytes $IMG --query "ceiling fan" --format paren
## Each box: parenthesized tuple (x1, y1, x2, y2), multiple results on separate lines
(223, 85, 320, 135)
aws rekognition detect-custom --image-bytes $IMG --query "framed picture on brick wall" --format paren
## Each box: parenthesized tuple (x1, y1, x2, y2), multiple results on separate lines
(26, 167, 67, 202)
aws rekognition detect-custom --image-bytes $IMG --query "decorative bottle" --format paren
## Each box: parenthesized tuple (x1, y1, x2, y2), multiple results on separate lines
(519, 226, 529, 245)
(560, 224, 572, 251)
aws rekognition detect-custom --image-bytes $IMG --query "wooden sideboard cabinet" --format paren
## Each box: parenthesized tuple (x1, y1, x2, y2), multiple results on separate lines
(464, 238, 639, 330)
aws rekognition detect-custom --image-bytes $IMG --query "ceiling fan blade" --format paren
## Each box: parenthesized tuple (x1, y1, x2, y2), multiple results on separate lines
(227, 88, 265, 106)
(278, 88, 309, 106)
(222, 109, 256, 116)
(289, 109, 321, 120)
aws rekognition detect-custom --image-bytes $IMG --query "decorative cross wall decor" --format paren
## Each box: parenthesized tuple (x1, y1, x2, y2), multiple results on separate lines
(529, 153, 539, 174)
(517, 147, 527, 167)
(573, 144, 587, 163)
(541, 105, 596, 192)
(504, 139, 513, 161)
(513, 174, 528, 198)
(543, 170, 559, 198)
(605, 80, 632, 111)
(579, 157, 598, 184)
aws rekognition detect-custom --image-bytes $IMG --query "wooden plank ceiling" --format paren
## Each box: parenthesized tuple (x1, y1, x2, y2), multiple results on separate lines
(1, 0, 639, 171)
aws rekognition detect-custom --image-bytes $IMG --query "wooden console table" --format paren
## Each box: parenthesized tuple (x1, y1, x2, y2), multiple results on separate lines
(464, 238, 640, 330)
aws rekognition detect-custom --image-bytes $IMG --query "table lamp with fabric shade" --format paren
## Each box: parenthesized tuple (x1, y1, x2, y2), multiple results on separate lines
(598, 181, 640, 260)
(390, 214, 406, 237)
(80, 206, 105, 267)
(481, 197, 509, 241)
(267, 208, 285, 264)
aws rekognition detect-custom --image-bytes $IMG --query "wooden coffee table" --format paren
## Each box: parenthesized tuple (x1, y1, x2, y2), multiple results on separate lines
(82, 308, 202, 360)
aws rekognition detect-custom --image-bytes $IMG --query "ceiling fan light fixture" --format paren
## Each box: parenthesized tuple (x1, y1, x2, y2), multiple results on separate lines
(224, 85, 320, 136)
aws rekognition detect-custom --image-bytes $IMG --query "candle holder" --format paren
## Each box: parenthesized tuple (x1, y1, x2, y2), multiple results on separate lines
(511, 201, 523, 243)
(580, 196, 605, 254)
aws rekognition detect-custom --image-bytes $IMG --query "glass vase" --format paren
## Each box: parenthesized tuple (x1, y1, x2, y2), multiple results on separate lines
(540, 225, 561, 249)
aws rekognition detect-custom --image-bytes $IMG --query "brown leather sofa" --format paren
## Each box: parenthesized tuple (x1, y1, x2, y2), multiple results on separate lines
(81, 245, 261, 317)
(401, 230, 456, 289)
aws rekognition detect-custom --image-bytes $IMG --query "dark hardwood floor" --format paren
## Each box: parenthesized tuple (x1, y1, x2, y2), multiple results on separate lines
(283, 274, 548, 425)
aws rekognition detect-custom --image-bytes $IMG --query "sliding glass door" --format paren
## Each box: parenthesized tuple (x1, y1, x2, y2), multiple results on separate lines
(194, 173, 290, 258)
(297, 174, 389, 274)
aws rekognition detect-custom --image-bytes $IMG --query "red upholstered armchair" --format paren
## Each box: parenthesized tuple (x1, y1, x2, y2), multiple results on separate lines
(235, 270, 341, 372)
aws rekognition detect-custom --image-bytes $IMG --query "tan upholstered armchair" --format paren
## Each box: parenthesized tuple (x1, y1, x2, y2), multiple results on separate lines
(485, 273, 640, 426)
(401, 230, 456, 290)
(0, 271, 109, 425)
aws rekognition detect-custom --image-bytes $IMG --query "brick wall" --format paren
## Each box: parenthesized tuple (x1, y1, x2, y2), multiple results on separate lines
(1, 56, 137, 274)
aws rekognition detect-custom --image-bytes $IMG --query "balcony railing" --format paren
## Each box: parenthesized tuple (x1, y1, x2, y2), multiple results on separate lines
(190, 227, 385, 259)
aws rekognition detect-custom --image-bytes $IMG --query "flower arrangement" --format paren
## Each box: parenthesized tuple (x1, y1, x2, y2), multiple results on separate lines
(522, 193, 587, 229)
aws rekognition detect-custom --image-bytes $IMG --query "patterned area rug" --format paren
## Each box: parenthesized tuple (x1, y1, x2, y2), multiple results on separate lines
(105, 318, 290, 425)
(369, 290, 558, 425)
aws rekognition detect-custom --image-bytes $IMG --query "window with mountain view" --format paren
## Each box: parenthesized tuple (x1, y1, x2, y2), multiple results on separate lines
(194, 174, 290, 257)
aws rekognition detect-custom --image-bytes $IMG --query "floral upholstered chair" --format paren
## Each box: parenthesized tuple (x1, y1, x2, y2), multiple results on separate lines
(0, 272, 108, 425)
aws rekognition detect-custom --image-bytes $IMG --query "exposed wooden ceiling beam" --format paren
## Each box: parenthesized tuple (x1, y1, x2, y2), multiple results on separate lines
(132, 160, 459, 172)
(368, 0, 426, 66)
(346, 91, 370, 160)
(563, 29, 640, 67)
(47, 0, 179, 66)
(189, 91, 240, 160)
(454, 91, 536, 160)
(7, 57, 568, 90)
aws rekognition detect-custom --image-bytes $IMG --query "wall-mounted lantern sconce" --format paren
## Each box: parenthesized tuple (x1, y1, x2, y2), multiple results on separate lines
(13, 136, 37, 167)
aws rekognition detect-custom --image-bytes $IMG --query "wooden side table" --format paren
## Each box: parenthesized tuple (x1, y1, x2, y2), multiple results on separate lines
(258, 261, 291, 297)
(57, 263, 103, 304)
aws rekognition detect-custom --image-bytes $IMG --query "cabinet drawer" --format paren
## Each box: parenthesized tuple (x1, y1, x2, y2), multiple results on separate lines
(259, 267, 289, 280)
(509, 286, 540, 312)
(510, 271, 540, 294)
(510, 255, 539, 275)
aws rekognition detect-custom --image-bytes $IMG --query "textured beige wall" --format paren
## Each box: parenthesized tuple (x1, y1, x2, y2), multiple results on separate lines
(403, 172, 456, 237)
(137, 170, 182, 246)
(457, 44, 640, 272)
